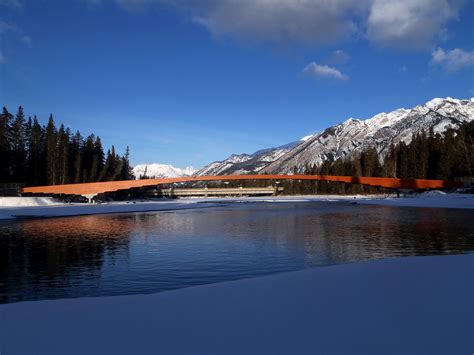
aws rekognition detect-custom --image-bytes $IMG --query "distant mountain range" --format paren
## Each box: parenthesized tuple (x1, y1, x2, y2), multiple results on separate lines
(133, 164, 196, 179)
(195, 97, 474, 176)
(133, 97, 473, 178)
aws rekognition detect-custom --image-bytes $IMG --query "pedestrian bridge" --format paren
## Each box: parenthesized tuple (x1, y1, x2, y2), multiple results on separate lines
(21, 174, 463, 201)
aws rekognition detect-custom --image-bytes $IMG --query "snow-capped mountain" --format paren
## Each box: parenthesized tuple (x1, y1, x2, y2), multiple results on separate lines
(194, 141, 301, 176)
(133, 164, 197, 179)
(197, 97, 474, 176)
(262, 97, 473, 174)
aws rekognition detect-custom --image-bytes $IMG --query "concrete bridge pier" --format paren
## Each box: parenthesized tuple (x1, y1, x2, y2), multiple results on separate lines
(82, 194, 98, 204)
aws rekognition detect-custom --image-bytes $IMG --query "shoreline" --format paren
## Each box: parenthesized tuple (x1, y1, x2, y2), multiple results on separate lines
(1, 254, 471, 354)
(0, 193, 473, 220)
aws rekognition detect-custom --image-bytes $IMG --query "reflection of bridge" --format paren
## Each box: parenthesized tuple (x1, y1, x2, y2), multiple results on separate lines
(21, 174, 463, 202)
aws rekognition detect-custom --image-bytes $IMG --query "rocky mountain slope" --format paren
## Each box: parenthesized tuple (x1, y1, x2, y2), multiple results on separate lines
(194, 141, 301, 176)
(196, 97, 474, 176)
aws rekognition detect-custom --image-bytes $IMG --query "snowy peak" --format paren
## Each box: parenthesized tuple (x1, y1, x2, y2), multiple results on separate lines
(196, 97, 473, 176)
(133, 164, 197, 179)
(262, 97, 473, 174)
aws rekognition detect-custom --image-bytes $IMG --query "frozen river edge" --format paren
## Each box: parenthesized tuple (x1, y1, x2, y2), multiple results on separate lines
(0, 193, 473, 220)
(0, 254, 472, 355)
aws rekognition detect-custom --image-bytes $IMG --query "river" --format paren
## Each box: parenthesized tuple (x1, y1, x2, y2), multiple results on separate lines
(1, 201, 472, 304)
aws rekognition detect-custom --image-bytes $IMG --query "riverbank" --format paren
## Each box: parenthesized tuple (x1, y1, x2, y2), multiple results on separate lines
(0, 254, 471, 354)
(0, 192, 473, 220)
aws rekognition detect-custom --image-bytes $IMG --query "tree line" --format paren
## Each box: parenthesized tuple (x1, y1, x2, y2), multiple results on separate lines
(285, 121, 474, 194)
(0, 106, 134, 186)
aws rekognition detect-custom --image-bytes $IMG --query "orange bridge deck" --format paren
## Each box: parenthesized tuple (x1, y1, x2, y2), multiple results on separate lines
(21, 175, 463, 197)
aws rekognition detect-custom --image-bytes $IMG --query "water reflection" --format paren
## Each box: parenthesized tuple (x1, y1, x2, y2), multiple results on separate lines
(0, 202, 473, 303)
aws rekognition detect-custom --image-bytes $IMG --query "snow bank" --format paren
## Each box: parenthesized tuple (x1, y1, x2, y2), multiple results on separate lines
(0, 196, 61, 207)
(420, 190, 447, 197)
(0, 200, 212, 220)
(356, 192, 474, 209)
(0, 254, 471, 355)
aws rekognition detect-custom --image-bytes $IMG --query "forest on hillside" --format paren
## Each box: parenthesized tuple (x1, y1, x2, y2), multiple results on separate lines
(227, 121, 473, 194)
(1, 105, 472, 196)
(0, 106, 134, 187)
(285, 121, 474, 194)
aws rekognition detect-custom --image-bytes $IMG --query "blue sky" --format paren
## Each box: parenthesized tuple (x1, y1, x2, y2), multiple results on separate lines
(1, 0, 473, 167)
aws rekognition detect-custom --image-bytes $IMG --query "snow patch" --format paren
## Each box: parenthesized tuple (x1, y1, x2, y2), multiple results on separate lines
(0, 254, 471, 354)
(0, 197, 61, 207)
(133, 164, 197, 179)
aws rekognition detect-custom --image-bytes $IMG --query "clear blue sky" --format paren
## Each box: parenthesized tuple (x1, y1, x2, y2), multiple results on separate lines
(1, 0, 473, 167)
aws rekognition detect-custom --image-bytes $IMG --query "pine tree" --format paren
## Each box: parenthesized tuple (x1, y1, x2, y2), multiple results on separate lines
(140, 165, 148, 180)
(0, 107, 13, 182)
(57, 124, 70, 184)
(45, 115, 58, 185)
(82, 135, 95, 182)
(26, 116, 44, 186)
(71, 131, 83, 183)
(88, 136, 104, 182)
(120, 146, 134, 180)
(10, 107, 27, 182)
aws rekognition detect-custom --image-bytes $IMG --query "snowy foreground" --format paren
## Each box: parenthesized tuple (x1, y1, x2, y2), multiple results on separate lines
(0, 254, 472, 355)
(0, 192, 473, 220)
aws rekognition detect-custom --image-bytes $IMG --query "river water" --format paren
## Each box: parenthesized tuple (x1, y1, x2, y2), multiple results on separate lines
(1, 201, 473, 304)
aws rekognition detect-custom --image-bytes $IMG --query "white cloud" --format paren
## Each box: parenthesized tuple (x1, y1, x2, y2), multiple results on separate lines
(431, 47, 474, 72)
(175, 0, 369, 45)
(89, 0, 467, 51)
(21, 34, 32, 46)
(303, 62, 348, 80)
(0, 21, 32, 46)
(399, 65, 408, 72)
(327, 49, 350, 65)
(0, 51, 6, 64)
(0, 21, 16, 34)
(0, 0, 22, 8)
(367, 0, 462, 51)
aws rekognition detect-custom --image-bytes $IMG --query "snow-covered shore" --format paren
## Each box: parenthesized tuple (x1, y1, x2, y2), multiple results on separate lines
(0, 199, 216, 220)
(0, 193, 473, 220)
(0, 254, 471, 355)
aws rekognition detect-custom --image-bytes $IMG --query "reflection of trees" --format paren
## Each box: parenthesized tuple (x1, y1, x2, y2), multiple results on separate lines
(303, 205, 474, 264)
(1, 204, 473, 304)
(0, 215, 132, 303)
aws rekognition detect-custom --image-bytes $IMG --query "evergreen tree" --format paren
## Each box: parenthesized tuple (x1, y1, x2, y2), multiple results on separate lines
(57, 124, 70, 184)
(89, 136, 104, 182)
(26, 116, 44, 186)
(10, 107, 27, 182)
(120, 146, 134, 180)
(102, 146, 122, 181)
(82, 135, 95, 182)
(45, 115, 58, 185)
(71, 131, 83, 183)
(0, 107, 13, 182)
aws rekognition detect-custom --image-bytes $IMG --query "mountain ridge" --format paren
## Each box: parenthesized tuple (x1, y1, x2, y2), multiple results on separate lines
(195, 97, 474, 176)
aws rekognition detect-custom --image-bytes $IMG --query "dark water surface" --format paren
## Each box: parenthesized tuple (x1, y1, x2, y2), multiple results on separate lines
(1, 202, 473, 304)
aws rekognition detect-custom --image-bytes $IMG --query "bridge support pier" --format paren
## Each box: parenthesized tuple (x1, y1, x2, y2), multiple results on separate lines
(82, 194, 98, 204)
